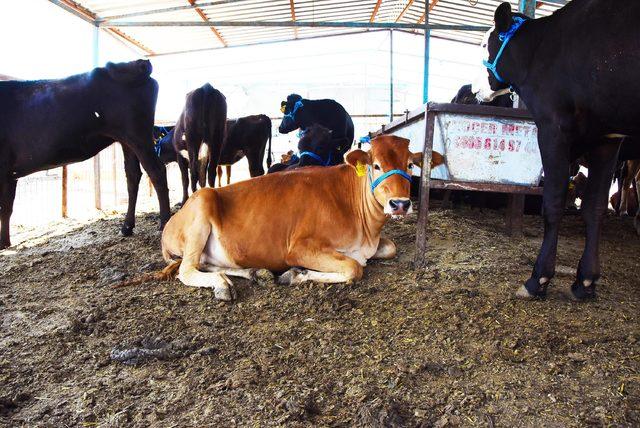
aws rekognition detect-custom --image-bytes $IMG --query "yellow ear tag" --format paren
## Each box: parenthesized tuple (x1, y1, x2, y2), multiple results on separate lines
(280, 106, 286, 113)
(355, 161, 367, 177)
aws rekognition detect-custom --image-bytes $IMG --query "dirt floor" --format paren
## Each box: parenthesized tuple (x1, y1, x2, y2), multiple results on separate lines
(1, 204, 639, 427)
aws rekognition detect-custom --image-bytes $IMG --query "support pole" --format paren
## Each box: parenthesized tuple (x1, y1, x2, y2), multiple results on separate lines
(92, 25, 102, 210)
(519, 0, 536, 18)
(61, 166, 68, 218)
(389, 30, 394, 122)
(422, 1, 430, 103)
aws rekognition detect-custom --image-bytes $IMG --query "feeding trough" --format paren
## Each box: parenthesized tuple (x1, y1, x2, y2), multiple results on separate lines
(373, 102, 543, 269)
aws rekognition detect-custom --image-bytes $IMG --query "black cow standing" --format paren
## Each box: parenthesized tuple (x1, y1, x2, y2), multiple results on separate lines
(268, 124, 333, 173)
(215, 114, 273, 186)
(482, 1, 640, 300)
(0, 60, 170, 248)
(278, 94, 354, 164)
(451, 83, 513, 108)
(174, 83, 227, 193)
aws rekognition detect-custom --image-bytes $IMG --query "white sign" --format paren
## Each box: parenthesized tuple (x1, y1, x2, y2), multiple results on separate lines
(390, 112, 542, 186)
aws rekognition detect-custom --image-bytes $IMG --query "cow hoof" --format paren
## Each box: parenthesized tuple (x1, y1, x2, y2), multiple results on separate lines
(214, 276, 236, 301)
(251, 269, 274, 286)
(120, 225, 134, 237)
(634, 217, 640, 236)
(0, 242, 10, 251)
(570, 281, 597, 301)
(277, 268, 307, 285)
(516, 277, 549, 300)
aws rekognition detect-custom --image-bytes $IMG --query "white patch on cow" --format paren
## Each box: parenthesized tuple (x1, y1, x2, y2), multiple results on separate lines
(181, 133, 186, 141)
(94, 111, 100, 118)
(179, 149, 189, 160)
(283, 269, 353, 285)
(472, 26, 499, 102)
(198, 144, 209, 162)
(176, 267, 235, 301)
(200, 226, 239, 269)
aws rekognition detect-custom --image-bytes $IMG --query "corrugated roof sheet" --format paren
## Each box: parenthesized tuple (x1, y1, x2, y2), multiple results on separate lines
(62, 0, 568, 56)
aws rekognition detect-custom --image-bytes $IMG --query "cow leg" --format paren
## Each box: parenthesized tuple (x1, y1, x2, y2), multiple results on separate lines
(176, 222, 236, 301)
(247, 149, 265, 177)
(121, 146, 142, 236)
(620, 162, 633, 216)
(216, 165, 222, 187)
(517, 128, 572, 299)
(201, 265, 274, 286)
(0, 177, 18, 249)
(279, 243, 363, 285)
(372, 237, 397, 259)
(571, 142, 620, 300)
(635, 172, 640, 235)
(177, 155, 190, 205)
(226, 165, 231, 185)
(125, 141, 170, 231)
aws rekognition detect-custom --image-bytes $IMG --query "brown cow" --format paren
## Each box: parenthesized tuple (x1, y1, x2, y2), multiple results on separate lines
(160, 135, 421, 300)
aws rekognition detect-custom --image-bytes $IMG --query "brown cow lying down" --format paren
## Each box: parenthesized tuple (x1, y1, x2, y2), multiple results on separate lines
(161, 135, 421, 300)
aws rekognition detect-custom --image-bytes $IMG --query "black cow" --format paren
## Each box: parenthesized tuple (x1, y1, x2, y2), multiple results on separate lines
(215, 114, 273, 186)
(267, 124, 333, 173)
(451, 83, 513, 108)
(481, 1, 640, 300)
(278, 94, 354, 164)
(0, 60, 170, 248)
(174, 83, 227, 192)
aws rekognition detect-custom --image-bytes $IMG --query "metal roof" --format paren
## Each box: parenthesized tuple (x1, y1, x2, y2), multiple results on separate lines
(51, 0, 568, 56)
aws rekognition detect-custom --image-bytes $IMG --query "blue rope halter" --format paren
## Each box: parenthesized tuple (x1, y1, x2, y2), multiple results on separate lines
(154, 126, 170, 157)
(284, 100, 304, 120)
(299, 150, 332, 166)
(483, 16, 528, 84)
(369, 167, 412, 194)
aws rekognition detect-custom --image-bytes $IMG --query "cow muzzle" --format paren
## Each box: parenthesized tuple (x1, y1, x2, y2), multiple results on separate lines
(385, 198, 412, 217)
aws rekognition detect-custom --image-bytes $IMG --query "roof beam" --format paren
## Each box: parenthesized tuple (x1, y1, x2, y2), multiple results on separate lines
(188, 0, 228, 47)
(49, 0, 157, 56)
(105, 28, 156, 55)
(103, 20, 489, 31)
(370, 0, 383, 22)
(48, 0, 96, 24)
(395, 0, 414, 23)
(289, 0, 298, 39)
(417, 0, 439, 25)
(98, 0, 251, 23)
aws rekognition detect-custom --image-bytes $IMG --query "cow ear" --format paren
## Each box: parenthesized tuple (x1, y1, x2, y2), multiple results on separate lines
(345, 150, 371, 176)
(411, 152, 424, 169)
(494, 2, 513, 33)
(430, 151, 445, 168)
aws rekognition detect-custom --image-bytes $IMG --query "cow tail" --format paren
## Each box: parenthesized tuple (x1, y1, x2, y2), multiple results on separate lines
(266, 118, 273, 168)
(112, 260, 181, 288)
(197, 86, 212, 188)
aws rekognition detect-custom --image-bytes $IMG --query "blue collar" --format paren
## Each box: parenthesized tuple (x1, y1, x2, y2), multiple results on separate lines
(369, 167, 412, 194)
(299, 150, 331, 166)
(483, 16, 528, 84)
(284, 100, 304, 119)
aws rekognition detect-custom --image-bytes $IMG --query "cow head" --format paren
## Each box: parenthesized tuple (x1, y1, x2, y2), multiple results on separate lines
(105, 59, 153, 84)
(297, 124, 333, 166)
(476, 3, 528, 99)
(346, 135, 422, 217)
(279, 93, 303, 134)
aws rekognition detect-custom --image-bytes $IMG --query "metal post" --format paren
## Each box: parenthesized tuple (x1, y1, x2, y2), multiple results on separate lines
(519, 0, 536, 18)
(422, 1, 430, 103)
(389, 30, 394, 122)
(61, 166, 68, 218)
(92, 25, 102, 210)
